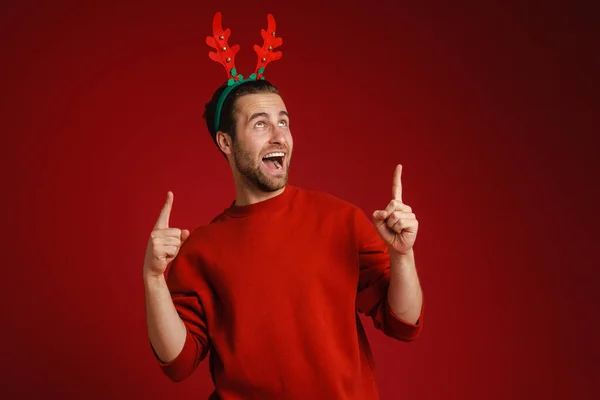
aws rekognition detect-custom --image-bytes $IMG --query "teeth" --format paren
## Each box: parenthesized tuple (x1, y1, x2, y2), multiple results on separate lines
(274, 160, 282, 169)
(264, 152, 284, 158)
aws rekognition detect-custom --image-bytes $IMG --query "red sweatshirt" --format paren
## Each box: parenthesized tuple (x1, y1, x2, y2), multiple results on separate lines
(153, 185, 423, 399)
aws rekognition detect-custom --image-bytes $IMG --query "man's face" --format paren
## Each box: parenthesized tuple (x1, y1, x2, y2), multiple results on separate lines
(230, 93, 293, 192)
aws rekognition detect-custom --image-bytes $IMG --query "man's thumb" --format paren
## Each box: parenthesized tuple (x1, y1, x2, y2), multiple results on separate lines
(181, 229, 190, 243)
(372, 210, 388, 222)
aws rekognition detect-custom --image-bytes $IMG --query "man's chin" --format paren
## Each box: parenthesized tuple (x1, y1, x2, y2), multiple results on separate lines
(255, 172, 288, 192)
(260, 177, 288, 192)
(236, 161, 289, 193)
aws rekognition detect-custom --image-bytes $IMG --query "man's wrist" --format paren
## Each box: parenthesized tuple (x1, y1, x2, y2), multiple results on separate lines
(389, 248, 414, 261)
(143, 271, 166, 288)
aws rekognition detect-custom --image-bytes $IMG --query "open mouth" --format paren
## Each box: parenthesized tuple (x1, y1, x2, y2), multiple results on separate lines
(261, 152, 285, 173)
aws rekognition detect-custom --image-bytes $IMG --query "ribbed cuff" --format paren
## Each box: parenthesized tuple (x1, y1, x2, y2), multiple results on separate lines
(154, 330, 198, 382)
(383, 296, 424, 342)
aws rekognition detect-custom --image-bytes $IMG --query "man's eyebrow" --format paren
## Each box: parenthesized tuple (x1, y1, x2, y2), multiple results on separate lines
(247, 112, 268, 123)
(247, 111, 289, 123)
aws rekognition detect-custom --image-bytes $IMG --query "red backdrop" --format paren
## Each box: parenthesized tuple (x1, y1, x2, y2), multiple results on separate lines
(1, 1, 597, 399)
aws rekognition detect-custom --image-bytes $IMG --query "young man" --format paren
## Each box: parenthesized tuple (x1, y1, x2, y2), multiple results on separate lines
(144, 79, 424, 399)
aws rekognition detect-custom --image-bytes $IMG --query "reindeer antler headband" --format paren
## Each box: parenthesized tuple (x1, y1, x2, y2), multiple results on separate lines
(207, 12, 283, 132)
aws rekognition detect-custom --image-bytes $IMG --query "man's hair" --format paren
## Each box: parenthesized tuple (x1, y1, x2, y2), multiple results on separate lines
(203, 80, 279, 155)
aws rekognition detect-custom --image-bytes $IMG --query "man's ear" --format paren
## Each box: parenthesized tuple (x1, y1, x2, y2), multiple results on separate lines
(216, 131, 233, 155)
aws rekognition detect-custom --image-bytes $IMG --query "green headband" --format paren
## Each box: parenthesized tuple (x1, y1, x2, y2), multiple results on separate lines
(206, 12, 282, 132)
(213, 70, 266, 133)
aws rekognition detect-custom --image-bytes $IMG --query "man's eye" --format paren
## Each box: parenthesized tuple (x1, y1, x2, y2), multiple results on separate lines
(278, 120, 288, 127)
(255, 121, 265, 128)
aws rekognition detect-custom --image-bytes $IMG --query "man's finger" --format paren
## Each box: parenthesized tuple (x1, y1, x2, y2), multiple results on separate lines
(181, 229, 190, 242)
(156, 245, 178, 259)
(392, 164, 403, 202)
(372, 210, 388, 221)
(151, 228, 182, 239)
(154, 191, 173, 230)
(372, 211, 394, 244)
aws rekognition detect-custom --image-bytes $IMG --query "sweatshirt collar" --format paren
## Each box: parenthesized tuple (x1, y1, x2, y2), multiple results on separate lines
(224, 185, 298, 218)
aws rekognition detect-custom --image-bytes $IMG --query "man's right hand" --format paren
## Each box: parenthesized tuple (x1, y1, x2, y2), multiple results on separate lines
(143, 191, 190, 278)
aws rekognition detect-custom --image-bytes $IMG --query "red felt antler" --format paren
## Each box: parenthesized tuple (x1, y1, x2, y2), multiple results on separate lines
(206, 12, 242, 82)
(253, 14, 283, 79)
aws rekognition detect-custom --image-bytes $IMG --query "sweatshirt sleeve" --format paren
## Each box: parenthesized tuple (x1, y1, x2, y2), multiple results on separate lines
(149, 240, 212, 382)
(353, 207, 423, 342)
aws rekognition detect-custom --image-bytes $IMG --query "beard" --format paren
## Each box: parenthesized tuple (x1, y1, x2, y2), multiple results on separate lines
(232, 141, 290, 192)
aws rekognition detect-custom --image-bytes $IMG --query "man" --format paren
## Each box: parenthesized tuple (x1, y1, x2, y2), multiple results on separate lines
(144, 79, 424, 399)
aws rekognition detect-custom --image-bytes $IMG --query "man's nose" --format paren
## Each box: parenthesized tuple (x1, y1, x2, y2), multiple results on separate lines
(270, 125, 287, 144)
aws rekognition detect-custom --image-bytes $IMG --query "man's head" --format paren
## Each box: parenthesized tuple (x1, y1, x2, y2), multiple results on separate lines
(203, 80, 293, 193)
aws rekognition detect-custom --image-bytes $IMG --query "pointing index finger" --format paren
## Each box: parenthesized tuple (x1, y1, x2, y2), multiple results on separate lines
(154, 191, 173, 230)
(392, 164, 403, 202)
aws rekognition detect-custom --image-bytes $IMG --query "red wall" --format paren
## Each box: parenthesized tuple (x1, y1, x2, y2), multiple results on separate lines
(1, 1, 597, 399)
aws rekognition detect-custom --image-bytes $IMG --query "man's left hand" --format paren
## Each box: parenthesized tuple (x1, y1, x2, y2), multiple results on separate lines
(372, 164, 419, 256)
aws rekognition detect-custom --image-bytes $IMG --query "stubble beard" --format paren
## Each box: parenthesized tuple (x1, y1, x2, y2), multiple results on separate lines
(233, 142, 290, 193)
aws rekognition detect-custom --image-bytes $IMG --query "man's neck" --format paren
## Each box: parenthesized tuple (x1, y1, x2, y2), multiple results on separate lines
(234, 182, 285, 207)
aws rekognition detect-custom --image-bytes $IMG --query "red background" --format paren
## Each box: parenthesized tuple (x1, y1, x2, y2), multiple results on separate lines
(1, 0, 598, 399)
